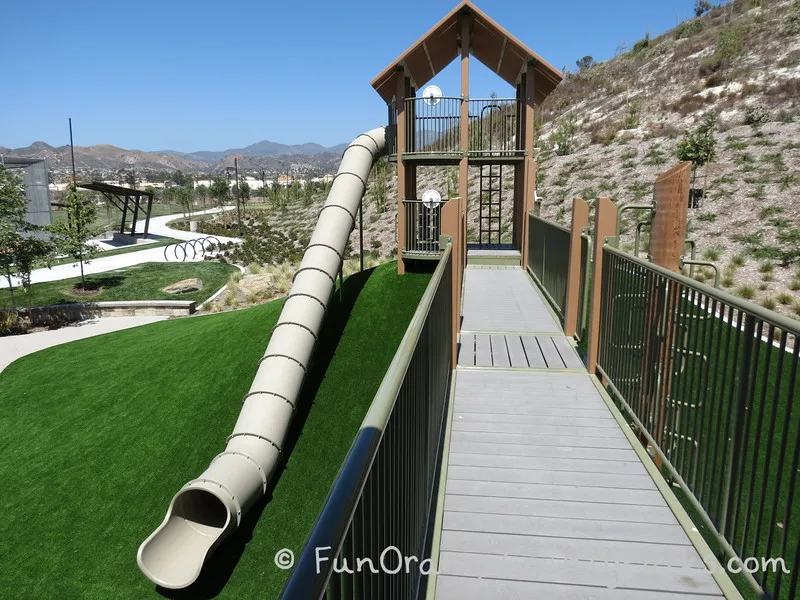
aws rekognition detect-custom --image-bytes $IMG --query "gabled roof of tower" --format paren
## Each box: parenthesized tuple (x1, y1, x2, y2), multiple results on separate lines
(371, 0, 563, 104)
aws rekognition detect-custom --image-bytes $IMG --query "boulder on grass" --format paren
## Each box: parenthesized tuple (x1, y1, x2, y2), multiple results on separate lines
(163, 278, 203, 294)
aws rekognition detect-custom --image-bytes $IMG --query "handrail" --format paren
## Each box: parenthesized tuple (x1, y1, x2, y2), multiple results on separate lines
(605, 245, 800, 334)
(360, 242, 451, 428)
(281, 243, 453, 599)
(530, 211, 570, 234)
(598, 243, 800, 599)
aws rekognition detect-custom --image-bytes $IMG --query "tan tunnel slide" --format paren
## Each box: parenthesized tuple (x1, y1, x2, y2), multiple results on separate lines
(137, 126, 387, 589)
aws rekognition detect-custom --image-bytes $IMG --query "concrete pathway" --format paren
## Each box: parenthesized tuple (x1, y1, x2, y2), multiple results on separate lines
(12, 207, 241, 286)
(0, 316, 167, 374)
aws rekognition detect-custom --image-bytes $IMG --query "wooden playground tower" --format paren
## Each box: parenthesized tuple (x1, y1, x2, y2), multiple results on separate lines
(370, 0, 563, 274)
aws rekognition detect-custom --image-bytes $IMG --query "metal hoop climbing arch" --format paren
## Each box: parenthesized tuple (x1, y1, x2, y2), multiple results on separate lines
(163, 236, 222, 261)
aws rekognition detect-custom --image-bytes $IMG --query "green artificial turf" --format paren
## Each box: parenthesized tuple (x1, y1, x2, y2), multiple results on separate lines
(0, 261, 431, 599)
(0, 261, 238, 308)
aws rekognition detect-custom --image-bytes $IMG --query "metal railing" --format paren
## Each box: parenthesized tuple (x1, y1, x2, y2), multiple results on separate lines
(401, 97, 522, 157)
(467, 98, 520, 157)
(527, 213, 571, 319)
(576, 233, 591, 341)
(597, 245, 800, 600)
(403, 199, 441, 255)
(404, 97, 461, 155)
(281, 243, 454, 600)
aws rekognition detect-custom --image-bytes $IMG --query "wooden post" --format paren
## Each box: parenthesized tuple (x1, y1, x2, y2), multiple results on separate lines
(396, 69, 407, 274)
(650, 162, 692, 271)
(521, 62, 536, 269)
(564, 198, 590, 338)
(586, 197, 617, 374)
(441, 197, 464, 367)
(458, 14, 470, 258)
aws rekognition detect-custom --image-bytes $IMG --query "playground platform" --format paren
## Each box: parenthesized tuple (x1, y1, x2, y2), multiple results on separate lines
(431, 265, 732, 599)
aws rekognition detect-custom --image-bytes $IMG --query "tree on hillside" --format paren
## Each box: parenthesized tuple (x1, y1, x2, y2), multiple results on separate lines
(209, 177, 231, 219)
(0, 166, 53, 309)
(303, 179, 315, 207)
(1, 166, 31, 307)
(47, 183, 99, 290)
(576, 56, 596, 71)
(677, 112, 717, 195)
(694, 0, 713, 17)
(195, 183, 208, 209)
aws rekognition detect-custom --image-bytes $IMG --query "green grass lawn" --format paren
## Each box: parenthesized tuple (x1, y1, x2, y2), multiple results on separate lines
(47, 238, 180, 267)
(0, 261, 431, 599)
(0, 262, 237, 308)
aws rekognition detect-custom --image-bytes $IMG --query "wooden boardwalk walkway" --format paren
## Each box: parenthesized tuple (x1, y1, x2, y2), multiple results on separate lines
(432, 265, 729, 599)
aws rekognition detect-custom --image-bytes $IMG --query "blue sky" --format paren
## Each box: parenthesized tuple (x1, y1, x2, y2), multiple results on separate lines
(2, 0, 698, 152)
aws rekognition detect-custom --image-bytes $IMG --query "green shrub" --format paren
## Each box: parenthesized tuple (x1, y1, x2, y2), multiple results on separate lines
(762, 297, 777, 310)
(731, 254, 746, 267)
(703, 246, 722, 261)
(791, 280, 800, 291)
(551, 112, 578, 156)
(736, 285, 756, 299)
(697, 213, 717, 223)
(782, 0, 800, 36)
(722, 274, 735, 288)
(675, 19, 705, 40)
(644, 145, 667, 165)
(631, 34, 651, 54)
(716, 23, 748, 65)
(759, 206, 784, 220)
(745, 104, 771, 125)
(778, 292, 793, 305)
(623, 97, 643, 129)
(725, 137, 748, 150)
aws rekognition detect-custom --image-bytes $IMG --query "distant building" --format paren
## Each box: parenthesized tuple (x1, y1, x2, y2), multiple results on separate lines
(277, 174, 294, 187)
(1, 156, 52, 231)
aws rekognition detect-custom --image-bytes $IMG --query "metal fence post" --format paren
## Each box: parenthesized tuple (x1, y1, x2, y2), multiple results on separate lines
(719, 313, 756, 537)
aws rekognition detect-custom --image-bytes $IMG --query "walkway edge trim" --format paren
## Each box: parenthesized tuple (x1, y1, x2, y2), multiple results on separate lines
(589, 374, 745, 600)
(425, 370, 458, 600)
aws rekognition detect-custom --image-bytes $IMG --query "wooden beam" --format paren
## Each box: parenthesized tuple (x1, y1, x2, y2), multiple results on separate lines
(422, 41, 436, 78)
(586, 197, 617, 373)
(521, 62, 536, 269)
(396, 69, 407, 275)
(496, 36, 507, 74)
(564, 198, 590, 338)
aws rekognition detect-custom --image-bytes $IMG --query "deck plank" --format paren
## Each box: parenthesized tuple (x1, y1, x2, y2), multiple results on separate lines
(538, 336, 567, 368)
(521, 335, 547, 367)
(457, 334, 474, 367)
(434, 271, 724, 598)
(490, 334, 510, 367)
(437, 552, 721, 596)
(505, 335, 529, 367)
(474, 334, 491, 367)
(461, 267, 561, 333)
(551, 335, 585, 369)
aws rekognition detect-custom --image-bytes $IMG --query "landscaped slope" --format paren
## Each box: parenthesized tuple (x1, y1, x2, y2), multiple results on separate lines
(0, 260, 431, 599)
(536, 0, 800, 316)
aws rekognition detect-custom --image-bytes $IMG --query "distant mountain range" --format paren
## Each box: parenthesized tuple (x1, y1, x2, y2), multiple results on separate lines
(161, 140, 348, 163)
(0, 139, 348, 175)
